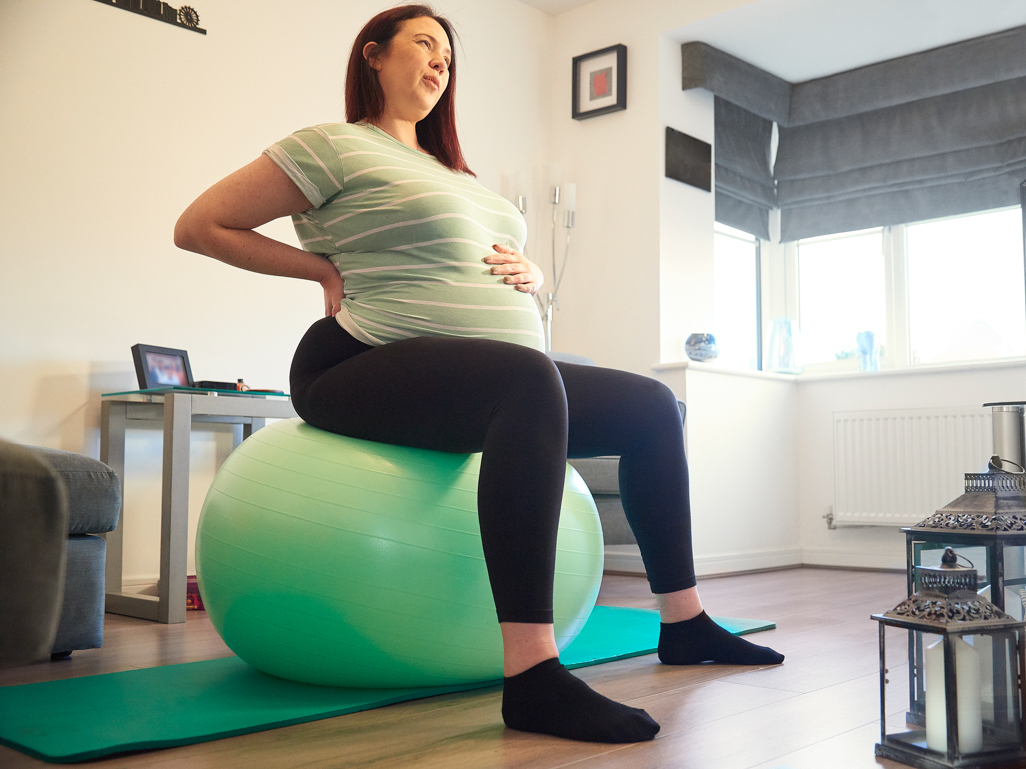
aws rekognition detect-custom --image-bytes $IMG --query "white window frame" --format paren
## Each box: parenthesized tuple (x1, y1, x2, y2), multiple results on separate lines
(713, 222, 763, 370)
(765, 205, 1023, 373)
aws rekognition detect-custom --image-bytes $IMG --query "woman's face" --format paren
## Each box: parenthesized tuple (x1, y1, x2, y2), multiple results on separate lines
(366, 17, 451, 122)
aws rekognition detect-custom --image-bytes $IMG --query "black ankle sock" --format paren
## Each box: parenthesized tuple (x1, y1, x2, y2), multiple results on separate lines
(658, 611, 785, 666)
(501, 657, 660, 743)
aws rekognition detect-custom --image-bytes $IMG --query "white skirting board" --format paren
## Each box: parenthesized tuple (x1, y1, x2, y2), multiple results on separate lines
(800, 546, 906, 571)
(603, 545, 803, 577)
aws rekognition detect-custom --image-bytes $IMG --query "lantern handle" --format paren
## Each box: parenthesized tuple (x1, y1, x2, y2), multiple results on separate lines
(989, 454, 1026, 474)
(939, 547, 974, 570)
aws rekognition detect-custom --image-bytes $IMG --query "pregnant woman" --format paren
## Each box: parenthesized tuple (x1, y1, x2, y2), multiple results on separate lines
(174, 4, 783, 745)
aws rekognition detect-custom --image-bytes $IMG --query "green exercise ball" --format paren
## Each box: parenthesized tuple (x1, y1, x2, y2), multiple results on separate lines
(196, 418, 604, 688)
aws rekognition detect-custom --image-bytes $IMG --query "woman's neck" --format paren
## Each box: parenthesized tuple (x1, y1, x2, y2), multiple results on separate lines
(367, 115, 427, 155)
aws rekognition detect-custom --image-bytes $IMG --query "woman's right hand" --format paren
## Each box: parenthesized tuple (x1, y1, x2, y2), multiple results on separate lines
(321, 267, 346, 317)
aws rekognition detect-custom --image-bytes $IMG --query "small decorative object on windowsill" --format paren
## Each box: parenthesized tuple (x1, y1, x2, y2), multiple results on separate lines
(767, 318, 801, 373)
(873, 547, 1026, 769)
(857, 330, 880, 372)
(684, 333, 718, 362)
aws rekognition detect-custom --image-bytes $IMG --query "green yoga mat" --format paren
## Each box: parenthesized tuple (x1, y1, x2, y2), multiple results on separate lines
(0, 607, 774, 763)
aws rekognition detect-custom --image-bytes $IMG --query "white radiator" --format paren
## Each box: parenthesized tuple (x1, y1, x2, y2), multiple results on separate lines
(832, 407, 991, 527)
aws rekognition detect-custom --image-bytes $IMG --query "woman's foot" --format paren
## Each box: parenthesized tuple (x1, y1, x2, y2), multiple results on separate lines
(502, 657, 660, 743)
(658, 611, 784, 665)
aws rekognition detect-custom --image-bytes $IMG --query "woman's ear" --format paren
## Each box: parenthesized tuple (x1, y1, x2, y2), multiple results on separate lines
(363, 41, 381, 71)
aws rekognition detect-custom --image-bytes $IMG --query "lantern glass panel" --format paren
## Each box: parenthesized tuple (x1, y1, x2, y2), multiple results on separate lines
(1001, 544, 1026, 621)
(887, 629, 1023, 765)
(910, 543, 1026, 618)
(914, 544, 989, 592)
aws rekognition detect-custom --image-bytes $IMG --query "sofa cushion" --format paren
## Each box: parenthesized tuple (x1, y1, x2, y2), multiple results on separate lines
(27, 448, 120, 534)
(568, 456, 620, 494)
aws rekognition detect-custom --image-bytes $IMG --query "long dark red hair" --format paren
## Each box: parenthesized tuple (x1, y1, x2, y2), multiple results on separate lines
(345, 5, 474, 177)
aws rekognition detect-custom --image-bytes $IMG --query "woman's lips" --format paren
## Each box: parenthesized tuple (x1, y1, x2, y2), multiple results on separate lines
(423, 75, 440, 90)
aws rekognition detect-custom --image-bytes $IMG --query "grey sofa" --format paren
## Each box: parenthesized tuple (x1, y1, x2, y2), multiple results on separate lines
(0, 440, 121, 666)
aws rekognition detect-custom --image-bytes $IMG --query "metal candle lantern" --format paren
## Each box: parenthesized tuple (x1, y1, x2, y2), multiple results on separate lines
(874, 548, 1026, 769)
(903, 403, 1026, 725)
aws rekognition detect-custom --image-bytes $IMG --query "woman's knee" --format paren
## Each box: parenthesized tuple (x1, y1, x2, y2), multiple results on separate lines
(624, 376, 683, 437)
(501, 346, 567, 412)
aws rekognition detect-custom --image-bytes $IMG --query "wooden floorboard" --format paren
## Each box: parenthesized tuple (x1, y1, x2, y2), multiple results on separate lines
(0, 567, 938, 768)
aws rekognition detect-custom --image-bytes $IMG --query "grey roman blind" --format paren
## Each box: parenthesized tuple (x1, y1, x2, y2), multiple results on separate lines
(714, 96, 774, 239)
(685, 25, 1026, 241)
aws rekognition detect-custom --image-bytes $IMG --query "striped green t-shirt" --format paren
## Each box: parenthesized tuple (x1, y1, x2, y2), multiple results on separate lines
(265, 122, 544, 351)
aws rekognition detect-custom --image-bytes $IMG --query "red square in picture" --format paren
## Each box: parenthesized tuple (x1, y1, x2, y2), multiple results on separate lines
(590, 67, 612, 100)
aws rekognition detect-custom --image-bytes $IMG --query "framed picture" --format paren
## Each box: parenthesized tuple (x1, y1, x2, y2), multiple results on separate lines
(572, 44, 627, 120)
(131, 344, 194, 390)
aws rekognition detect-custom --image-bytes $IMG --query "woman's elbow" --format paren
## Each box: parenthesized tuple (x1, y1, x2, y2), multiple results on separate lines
(174, 209, 205, 254)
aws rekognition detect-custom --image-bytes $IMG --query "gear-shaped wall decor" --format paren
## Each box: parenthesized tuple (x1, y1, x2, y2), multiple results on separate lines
(92, 0, 207, 35)
(177, 6, 200, 28)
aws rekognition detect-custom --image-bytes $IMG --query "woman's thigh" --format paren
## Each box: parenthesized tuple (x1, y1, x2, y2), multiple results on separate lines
(294, 330, 568, 454)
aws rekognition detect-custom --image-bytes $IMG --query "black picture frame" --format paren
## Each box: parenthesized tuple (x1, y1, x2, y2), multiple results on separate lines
(572, 44, 627, 120)
(131, 344, 194, 390)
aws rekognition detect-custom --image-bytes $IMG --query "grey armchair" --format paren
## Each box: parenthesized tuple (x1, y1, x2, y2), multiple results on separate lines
(0, 440, 121, 667)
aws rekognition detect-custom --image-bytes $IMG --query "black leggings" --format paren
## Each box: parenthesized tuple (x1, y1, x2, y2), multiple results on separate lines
(290, 318, 696, 624)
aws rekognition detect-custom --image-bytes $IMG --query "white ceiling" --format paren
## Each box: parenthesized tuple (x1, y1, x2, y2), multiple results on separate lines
(519, 0, 1026, 83)
(516, 0, 593, 14)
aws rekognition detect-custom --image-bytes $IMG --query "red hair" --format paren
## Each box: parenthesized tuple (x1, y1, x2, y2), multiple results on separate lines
(345, 5, 474, 177)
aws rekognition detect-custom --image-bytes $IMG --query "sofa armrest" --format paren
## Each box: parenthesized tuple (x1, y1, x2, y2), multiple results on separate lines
(0, 440, 68, 667)
(25, 448, 120, 534)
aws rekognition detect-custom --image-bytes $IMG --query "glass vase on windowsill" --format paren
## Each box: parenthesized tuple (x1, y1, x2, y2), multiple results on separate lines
(767, 319, 802, 374)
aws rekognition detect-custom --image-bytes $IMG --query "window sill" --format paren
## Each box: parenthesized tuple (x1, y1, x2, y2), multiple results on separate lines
(651, 359, 797, 382)
(652, 356, 1026, 384)
(795, 356, 1026, 382)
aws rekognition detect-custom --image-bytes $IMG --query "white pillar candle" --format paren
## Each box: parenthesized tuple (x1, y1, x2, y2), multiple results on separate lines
(976, 587, 996, 721)
(926, 636, 983, 753)
(975, 635, 995, 721)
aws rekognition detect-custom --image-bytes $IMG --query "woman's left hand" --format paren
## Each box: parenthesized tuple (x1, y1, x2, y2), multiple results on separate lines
(484, 244, 545, 295)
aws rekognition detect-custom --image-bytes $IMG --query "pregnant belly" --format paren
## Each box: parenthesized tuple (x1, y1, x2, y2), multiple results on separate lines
(343, 278, 544, 349)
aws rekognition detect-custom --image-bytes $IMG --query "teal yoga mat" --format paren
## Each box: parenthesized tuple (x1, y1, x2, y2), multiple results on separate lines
(0, 607, 774, 763)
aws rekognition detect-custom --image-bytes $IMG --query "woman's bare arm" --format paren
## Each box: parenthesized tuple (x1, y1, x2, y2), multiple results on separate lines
(174, 155, 345, 316)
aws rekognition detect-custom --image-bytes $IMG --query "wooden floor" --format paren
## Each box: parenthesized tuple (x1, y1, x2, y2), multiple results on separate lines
(0, 567, 925, 769)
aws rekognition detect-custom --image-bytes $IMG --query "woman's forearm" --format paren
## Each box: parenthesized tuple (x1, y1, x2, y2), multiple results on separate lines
(174, 154, 337, 286)
(176, 221, 336, 284)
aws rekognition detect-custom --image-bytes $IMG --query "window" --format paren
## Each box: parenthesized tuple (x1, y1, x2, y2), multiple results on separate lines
(713, 223, 760, 370)
(906, 208, 1025, 365)
(797, 229, 886, 366)
(786, 205, 1025, 371)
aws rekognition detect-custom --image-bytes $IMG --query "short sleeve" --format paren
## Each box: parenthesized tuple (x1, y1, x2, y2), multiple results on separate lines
(263, 125, 345, 209)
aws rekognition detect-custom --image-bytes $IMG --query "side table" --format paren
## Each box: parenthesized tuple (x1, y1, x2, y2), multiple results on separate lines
(99, 389, 298, 623)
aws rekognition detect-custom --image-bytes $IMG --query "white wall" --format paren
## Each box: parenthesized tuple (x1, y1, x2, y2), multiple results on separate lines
(654, 363, 802, 575)
(798, 360, 1026, 569)
(545, 0, 755, 373)
(0, 0, 552, 583)
(658, 35, 716, 364)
